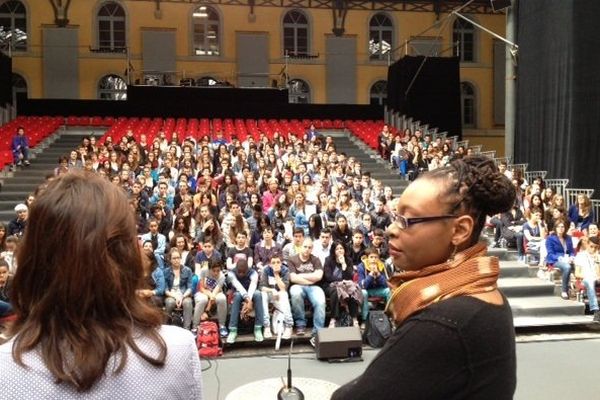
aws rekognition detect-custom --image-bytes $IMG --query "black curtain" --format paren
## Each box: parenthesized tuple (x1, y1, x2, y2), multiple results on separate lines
(516, 0, 600, 193)
(387, 55, 461, 137)
(0, 52, 11, 106)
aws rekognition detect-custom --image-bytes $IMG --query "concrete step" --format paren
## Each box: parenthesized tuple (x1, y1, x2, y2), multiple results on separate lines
(0, 191, 34, 201)
(499, 277, 556, 297)
(513, 315, 597, 328)
(507, 295, 585, 318)
(499, 261, 538, 278)
(2, 183, 42, 192)
(6, 170, 54, 177)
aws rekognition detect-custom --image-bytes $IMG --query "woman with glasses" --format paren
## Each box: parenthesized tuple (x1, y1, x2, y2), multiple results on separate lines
(332, 155, 517, 400)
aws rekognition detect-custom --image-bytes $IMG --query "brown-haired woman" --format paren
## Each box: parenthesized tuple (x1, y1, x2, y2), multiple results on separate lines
(332, 155, 517, 400)
(0, 172, 203, 397)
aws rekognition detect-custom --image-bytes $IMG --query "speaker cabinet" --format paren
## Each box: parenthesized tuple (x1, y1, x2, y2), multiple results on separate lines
(315, 327, 363, 360)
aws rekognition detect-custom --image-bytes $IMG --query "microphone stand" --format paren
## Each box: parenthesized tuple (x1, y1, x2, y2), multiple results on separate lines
(277, 340, 304, 400)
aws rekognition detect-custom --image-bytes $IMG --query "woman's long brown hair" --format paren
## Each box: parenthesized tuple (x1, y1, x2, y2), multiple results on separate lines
(10, 171, 167, 391)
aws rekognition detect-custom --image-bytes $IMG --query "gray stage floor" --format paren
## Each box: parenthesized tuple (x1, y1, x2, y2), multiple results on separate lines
(202, 337, 600, 399)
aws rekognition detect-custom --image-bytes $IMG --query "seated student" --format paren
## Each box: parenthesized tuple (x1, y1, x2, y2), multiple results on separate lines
(332, 215, 352, 247)
(546, 219, 575, 300)
(358, 247, 391, 324)
(0, 259, 12, 317)
(254, 226, 282, 273)
(288, 238, 326, 341)
(522, 208, 546, 266)
(282, 228, 305, 262)
(164, 248, 194, 329)
(226, 259, 264, 343)
(137, 246, 166, 308)
(10, 126, 30, 171)
(259, 253, 293, 340)
(140, 218, 167, 269)
(194, 239, 222, 271)
(348, 229, 367, 268)
(568, 194, 595, 233)
(323, 241, 362, 328)
(1, 236, 18, 274)
(312, 228, 333, 266)
(371, 228, 390, 261)
(574, 236, 600, 322)
(500, 205, 526, 259)
(226, 231, 253, 271)
(588, 223, 599, 239)
(193, 261, 228, 338)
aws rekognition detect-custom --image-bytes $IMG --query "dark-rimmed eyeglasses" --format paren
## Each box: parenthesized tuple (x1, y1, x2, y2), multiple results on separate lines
(394, 214, 457, 230)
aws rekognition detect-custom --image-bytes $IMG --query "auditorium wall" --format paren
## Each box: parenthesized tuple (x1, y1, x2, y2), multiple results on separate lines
(8, 0, 505, 138)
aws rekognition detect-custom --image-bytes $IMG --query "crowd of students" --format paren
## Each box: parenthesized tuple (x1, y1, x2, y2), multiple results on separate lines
(2, 122, 598, 336)
(1, 125, 405, 346)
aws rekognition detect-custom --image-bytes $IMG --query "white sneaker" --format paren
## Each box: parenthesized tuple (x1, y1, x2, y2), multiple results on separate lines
(282, 326, 292, 340)
(263, 326, 273, 339)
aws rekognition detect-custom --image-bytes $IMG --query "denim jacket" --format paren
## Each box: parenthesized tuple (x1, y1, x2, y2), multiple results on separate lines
(164, 266, 194, 295)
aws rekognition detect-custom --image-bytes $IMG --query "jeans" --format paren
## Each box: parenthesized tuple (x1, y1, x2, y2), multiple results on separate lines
(289, 284, 325, 334)
(583, 279, 599, 312)
(229, 291, 263, 329)
(262, 290, 294, 328)
(490, 217, 502, 242)
(515, 232, 524, 256)
(165, 297, 193, 329)
(193, 292, 227, 329)
(12, 147, 29, 165)
(392, 156, 408, 178)
(361, 287, 391, 321)
(324, 285, 359, 320)
(0, 300, 12, 317)
(553, 261, 572, 294)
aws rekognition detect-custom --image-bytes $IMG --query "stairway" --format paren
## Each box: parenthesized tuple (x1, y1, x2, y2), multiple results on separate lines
(0, 131, 90, 224)
(494, 248, 591, 327)
(329, 131, 409, 196)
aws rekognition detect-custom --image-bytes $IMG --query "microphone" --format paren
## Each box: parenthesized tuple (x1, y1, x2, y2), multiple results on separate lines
(277, 340, 304, 400)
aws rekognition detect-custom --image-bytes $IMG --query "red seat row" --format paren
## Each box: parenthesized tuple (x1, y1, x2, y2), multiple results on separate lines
(98, 118, 351, 145)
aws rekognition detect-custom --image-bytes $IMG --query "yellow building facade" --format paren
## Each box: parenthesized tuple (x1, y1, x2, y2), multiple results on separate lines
(3, 0, 507, 152)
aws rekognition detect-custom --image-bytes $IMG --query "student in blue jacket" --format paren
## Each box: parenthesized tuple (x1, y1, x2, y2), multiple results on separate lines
(545, 219, 575, 299)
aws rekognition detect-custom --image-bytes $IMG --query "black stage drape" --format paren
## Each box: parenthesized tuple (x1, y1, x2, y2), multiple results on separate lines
(516, 0, 600, 193)
(387, 55, 461, 137)
(0, 52, 11, 106)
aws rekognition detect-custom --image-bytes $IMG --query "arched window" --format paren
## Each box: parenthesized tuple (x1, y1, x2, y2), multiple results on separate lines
(0, 0, 27, 51)
(283, 10, 308, 57)
(369, 13, 392, 61)
(453, 18, 475, 62)
(98, 74, 127, 100)
(369, 80, 387, 106)
(97, 1, 126, 51)
(288, 79, 310, 104)
(192, 6, 220, 56)
(11, 72, 27, 105)
(461, 82, 476, 128)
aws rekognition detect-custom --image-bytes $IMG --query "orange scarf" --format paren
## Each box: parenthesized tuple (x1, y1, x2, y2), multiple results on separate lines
(385, 243, 499, 324)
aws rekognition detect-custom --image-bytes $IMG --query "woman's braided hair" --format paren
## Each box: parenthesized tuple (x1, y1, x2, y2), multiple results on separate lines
(423, 155, 516, 245)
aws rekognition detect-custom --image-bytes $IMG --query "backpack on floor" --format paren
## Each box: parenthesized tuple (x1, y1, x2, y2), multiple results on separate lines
(363, 310, 392, 348)
(197, 321, 223, 358)
(168, 309, 184, 328)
